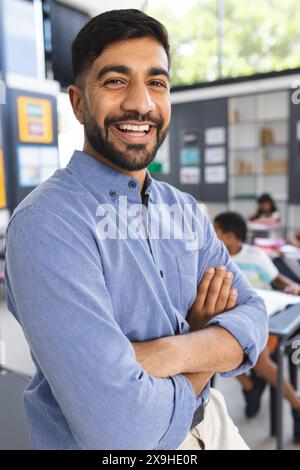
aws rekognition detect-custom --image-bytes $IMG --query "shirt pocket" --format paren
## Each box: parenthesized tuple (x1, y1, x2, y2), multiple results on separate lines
(176, 251, 198, 316)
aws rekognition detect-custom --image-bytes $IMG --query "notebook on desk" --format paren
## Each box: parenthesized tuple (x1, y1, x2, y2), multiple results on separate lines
(255, 288, 300, 317)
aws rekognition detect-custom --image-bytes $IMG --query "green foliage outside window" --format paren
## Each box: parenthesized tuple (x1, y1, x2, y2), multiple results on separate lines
(145, 0, 300, 86)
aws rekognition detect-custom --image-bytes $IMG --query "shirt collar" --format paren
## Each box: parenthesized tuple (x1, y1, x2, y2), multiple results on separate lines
(67, 150, 155, 203)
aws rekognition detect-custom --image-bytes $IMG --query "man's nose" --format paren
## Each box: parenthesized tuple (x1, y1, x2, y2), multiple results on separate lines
(121, 83, 156, 116)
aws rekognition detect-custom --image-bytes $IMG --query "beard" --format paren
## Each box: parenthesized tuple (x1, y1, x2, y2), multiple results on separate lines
(83, 106, 169, 171)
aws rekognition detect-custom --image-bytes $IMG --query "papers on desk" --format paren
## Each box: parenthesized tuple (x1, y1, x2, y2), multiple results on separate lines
(280, 244, 300, 260)
(254, 237, 285, 249)
(248, 222, 282, 231)
(255, 288, 300, 317)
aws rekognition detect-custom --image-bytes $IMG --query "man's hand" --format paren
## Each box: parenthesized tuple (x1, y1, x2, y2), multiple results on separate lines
(187, 265, 237, 330)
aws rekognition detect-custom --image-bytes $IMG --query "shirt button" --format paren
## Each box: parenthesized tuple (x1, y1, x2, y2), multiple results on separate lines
(128, 180, 137, 189)
(109, 190, 117, 198)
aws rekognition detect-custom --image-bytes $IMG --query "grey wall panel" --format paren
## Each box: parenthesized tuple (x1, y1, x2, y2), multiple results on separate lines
(289, 89, 300, 203)
(153, 98, 228, 203)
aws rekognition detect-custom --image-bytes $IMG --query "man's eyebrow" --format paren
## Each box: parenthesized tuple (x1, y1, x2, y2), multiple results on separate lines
(148, 67, 170, 82)
(96, 65, 130, 81)
(96, 65, 170, 82)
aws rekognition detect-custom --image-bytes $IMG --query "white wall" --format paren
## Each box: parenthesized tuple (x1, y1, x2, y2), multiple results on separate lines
(60, 0, 145, 17)
(0, 300, 35, 376)
(57, 92, 84, 168)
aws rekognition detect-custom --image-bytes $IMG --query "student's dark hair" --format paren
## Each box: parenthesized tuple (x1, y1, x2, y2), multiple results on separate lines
(214, 212, 247, 242)
(72, 9, 170, 84)
(256, 193, 277, 217)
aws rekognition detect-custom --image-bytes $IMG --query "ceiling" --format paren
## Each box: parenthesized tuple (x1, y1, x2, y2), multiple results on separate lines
(59, 0, 146, 17)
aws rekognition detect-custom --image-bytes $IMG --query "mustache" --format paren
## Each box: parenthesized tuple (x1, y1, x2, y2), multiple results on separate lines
(104, 112, 163, 131)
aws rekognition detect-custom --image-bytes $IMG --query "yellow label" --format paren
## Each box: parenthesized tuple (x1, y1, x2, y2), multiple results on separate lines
(17, 96, 53, 144)
(0, 149, 7, 208)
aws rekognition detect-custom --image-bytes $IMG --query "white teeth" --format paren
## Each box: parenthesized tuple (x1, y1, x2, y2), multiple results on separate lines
(118, 124, 150, 132)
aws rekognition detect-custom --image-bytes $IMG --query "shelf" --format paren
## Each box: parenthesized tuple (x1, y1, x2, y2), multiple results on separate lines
(229, 146, 260, 151)
(230, 172, 288, 177)
(228, 90, 290, 225)
(232, 193, 288, 202)
(229, 118, 287, 126)
(261, 143, 288, 148)
(229, 144, 288, 151)
(232, 195, 257, 200)
(229, 173, 256, 177)
(229, 120, 257, 126)
(258, 118, 288, 124)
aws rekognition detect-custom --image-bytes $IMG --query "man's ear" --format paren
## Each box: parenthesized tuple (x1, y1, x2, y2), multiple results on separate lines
(68, 85, 84, 124)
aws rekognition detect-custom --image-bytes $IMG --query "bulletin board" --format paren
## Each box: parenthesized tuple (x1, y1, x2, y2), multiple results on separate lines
(4, 88, 58, 211)
(0, 148, 6, 208)
(153, 98, 228, 202)
(17, 96, 53, 144)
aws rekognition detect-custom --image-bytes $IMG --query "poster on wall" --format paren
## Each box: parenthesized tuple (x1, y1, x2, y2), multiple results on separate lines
(18, 145, 59, 187)
(179, 130, 201, 176)
(205, 127, 226, 146)
(180, 147, 200, 166)
(180, 166, 200, 185)
(204, 147, 225, 165)
(0, 149, 7, 208)
(205, 165, 226, 184)
(17, 96, 53, 144)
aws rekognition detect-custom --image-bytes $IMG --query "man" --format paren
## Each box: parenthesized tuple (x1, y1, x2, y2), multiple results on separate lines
(5, 9, 267, 450)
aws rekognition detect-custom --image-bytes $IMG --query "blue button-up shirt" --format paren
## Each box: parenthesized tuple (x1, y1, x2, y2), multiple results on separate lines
(5, 150, 268, 450)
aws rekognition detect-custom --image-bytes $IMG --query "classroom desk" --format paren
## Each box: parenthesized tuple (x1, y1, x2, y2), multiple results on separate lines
(268, 303, 300, 449)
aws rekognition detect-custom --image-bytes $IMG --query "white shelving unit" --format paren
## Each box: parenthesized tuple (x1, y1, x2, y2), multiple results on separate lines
(228, 90, 289, 227)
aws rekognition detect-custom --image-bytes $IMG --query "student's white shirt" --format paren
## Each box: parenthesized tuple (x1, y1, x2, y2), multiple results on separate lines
(256, 210, 280, 221)
(232, 243, 279, 290)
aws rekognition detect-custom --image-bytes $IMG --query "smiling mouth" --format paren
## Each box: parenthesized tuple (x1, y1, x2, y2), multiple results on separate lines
(111, 122, 157, 144)
(114, 123, 153, 136)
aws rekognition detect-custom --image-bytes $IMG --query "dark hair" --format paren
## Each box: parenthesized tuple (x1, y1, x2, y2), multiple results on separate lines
(72, 9, 170, 84)
(214, 212, 247, 242)
(256, 193, 277, 216)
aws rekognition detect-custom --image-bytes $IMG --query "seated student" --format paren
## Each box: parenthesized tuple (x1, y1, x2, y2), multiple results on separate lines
(213, 211, 300, 443)
(249, 193, 280, 225)
(214, 212, 300, 295)
(289, 230, 300, 249)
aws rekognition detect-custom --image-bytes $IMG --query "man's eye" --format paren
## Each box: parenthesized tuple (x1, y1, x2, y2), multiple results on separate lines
(150, 80, 166, 88)
(105, 79, 125, 86)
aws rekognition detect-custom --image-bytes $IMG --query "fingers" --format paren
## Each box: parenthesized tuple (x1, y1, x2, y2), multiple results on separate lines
(204, 266, 229, 313)
(193, 267, 216, 311)
(214, 270, 235, 313)
(225, 288, 237, 311)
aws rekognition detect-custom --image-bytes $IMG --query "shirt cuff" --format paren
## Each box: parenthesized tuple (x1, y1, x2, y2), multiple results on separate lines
(155, 374, 197, 449)
(206, 314, 262, 377)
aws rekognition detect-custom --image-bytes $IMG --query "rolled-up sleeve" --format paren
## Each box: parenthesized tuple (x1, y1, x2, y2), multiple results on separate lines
(5, 206, 196, 449)
(199, 213, 268, 376)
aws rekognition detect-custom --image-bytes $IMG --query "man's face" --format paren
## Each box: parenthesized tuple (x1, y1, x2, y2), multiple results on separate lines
(80, 37, 171, 171)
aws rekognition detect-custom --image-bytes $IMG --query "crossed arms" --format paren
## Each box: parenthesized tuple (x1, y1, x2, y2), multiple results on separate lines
(133, 266, 245, 396)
